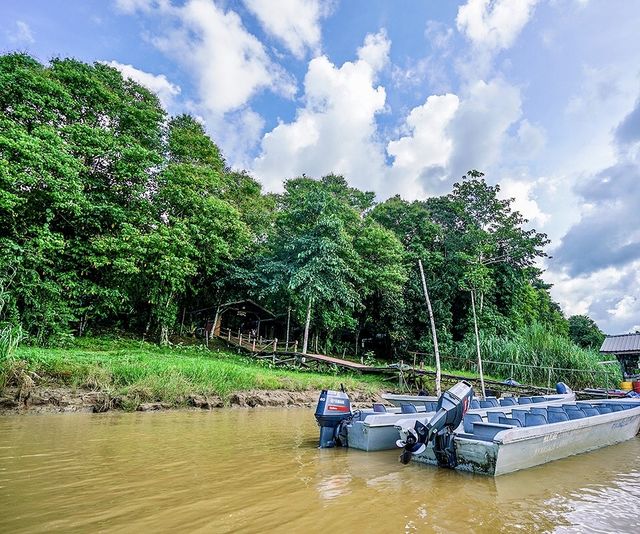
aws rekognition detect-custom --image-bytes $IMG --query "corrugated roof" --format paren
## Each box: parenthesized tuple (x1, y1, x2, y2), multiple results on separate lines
(600, 333, 640, 354)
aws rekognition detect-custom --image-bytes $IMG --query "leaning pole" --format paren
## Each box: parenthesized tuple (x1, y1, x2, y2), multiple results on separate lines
(418, 259, 441, 397)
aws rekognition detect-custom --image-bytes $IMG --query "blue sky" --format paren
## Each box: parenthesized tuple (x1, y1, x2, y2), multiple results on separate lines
(2, 0, 640, 334)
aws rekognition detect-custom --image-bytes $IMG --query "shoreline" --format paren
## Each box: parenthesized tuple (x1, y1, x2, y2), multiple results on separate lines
(0, 386, 385, 415)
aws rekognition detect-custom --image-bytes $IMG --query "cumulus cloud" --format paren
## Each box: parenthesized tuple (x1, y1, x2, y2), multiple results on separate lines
(456, 0, 539, 52)
(103, 61, 181, 111)
(7, 21, 34, 44)
(151, 0, 295, 116)
(243, 0, 331, 58)
(252, 31, 390, 192)
(547, 95, 640, 332)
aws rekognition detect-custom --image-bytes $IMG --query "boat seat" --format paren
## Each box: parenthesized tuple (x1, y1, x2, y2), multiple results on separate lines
(470, 399, 481, 410)
(530, 407, 548, 416)
(510, 409, 527, 426)
(518, 397, 533, 404)
(566, 410, 586, 420)
(608, 405, 624, 412)
(498, 416, 522, 427)
(582, 407, 600, 417)
(524, 412, 548, 427)
(576, 403, 593, 410)
(547, 406, 565, 412)
(596, 406, 612, 414)
(548, 411, 569, 423)
(463, 413, 483, 433)
(373, 403, 386, 413)
(425, 402, 438, 412)
(499, 397, 517, 406)
(532, 396, 546, 403)
(480, 399, 499, 408)
(400, 403, 417, 414)
(471, 422, 513, 441)
(487, 411, 507, 423)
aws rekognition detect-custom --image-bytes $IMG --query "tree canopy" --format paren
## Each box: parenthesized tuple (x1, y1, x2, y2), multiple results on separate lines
(0, 53, 602, 360)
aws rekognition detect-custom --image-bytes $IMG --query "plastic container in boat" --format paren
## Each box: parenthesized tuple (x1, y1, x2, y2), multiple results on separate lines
(620, 381, 633, 391)
(633, 382, 640, 393)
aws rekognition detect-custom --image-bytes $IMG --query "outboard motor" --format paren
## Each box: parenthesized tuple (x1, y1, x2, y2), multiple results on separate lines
(397, 381, 474, 467)
(315, 389, 352, 448)
(556, 382, 572, 394)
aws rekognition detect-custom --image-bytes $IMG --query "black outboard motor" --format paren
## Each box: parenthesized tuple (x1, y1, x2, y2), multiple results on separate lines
(315, 389, 352, 448)
(398, 381, 474, 467)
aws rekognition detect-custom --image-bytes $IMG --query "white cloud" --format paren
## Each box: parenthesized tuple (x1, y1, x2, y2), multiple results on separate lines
(243, 0, 331, 58)
(456, 0, 539, 52)
(114, 0, 167, 14)
(7, 21, 35, 44)
(499, 177, 549, 225)
(151, 0, 295, 116)
(510, 119, 546, 160)
(103, 61, 181, 111)
(252, 31, 390, 192)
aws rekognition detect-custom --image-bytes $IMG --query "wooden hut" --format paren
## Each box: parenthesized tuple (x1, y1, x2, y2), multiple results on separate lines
(599, 333, 640, 381)
(212, 300, 277, 339)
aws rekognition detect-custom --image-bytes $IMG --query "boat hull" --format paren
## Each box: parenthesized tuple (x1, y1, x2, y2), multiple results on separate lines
(412, 402, 640, 476)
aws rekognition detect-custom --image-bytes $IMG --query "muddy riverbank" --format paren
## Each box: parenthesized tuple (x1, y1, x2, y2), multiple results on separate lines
(0, 386, 385, 415)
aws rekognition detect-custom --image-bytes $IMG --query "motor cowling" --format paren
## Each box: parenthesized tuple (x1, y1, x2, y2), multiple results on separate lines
(315, 389, 352, 448)
(398, 381, 474, 466)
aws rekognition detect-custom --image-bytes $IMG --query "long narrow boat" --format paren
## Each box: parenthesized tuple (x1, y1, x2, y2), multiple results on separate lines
(396, 384, 640, 476)
(347, 390, 575, 451)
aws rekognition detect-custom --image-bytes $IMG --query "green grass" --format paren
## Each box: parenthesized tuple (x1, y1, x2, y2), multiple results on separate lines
(445, 324, 619, 390)
(1, 337, 385, 408)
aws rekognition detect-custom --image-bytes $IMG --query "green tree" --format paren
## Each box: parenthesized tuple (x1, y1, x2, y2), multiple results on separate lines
(568, 315, 605, 349)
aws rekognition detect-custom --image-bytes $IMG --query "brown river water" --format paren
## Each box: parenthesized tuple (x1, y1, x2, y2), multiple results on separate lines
(1, 409, 639, 533)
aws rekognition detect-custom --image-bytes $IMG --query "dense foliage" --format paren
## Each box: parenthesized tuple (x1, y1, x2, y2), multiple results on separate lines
(0, 54, 611, 386)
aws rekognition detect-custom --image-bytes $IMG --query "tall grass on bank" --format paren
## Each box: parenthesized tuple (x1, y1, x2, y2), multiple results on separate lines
(0, 324, 24, 391)
(443, 323, 617, 390)
(10, 338, 384, 408)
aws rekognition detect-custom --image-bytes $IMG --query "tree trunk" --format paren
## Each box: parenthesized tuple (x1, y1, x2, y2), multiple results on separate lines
(285, 305, 291, 350)
(302, 298, 312, 355)
(418, 259, 441, 397)
(160, 324, 169, 346)
(471, 290, 486, 398)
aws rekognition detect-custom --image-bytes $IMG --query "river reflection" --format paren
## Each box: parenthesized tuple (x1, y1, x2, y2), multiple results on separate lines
(1, 409, 639, 533)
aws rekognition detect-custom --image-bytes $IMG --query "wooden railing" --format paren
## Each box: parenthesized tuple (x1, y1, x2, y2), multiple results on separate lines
(217, 328, 298, 354)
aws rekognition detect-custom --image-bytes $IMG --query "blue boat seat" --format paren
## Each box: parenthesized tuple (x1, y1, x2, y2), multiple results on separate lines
(470, 399, 481, 410)
(463, 413, 483, 433)
(582, 407, 600, 417)
(547, 406, 565, 412)
(373, 403, 386, 413)
(576, 403, 593, 410)
(566, 410, 586, 420)
(532, 396, 546, 403)
(518, 397, 533, 404)
(401, 403, 417, 414)
(510, 409, 527, 426)
(425, 402, 438, 412)
(487, 411, 507, 423)
(608, 404, 624, 412)
(530, 407, 548, 416)
(596, 406, 612, 414)
(499, 397, 517, 406)
(548, 411, 569, 423)
(480, 398, 499, 408)
(472, 422, 513, 441)
(524, 412, 548, 426)
(498, 416, 522, 427)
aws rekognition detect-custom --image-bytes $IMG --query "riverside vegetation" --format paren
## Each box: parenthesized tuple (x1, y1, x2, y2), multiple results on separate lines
(0, 54, 615, 405)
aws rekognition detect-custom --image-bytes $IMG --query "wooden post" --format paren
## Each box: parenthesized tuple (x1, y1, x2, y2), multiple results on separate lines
(547, 367, 552, 393)
(252, 338, 256, 352)
(471, 290, 486, 398)
(399, 360, 403, 388)
(180, 307, 186, 336)
(419, 259, 442, 397)
(274, 338, 278, 353)
(227, 329, 231, 341)
(285, 306, 291, 352)
(294, 340, 298, 353)
(302, 298, 312, 355)
(239, 333, 243, 347)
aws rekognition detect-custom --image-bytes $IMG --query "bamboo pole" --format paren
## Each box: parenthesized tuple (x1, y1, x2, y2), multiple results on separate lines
(302, 298, 312, 355)
(418, 259, 442, 397)
(471, 290, 486, 398)
(285, 306, 291, 351)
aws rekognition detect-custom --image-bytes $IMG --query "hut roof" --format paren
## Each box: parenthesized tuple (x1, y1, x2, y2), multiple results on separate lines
(600, 333, 640, 355)
(219, 299, 276, 319)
